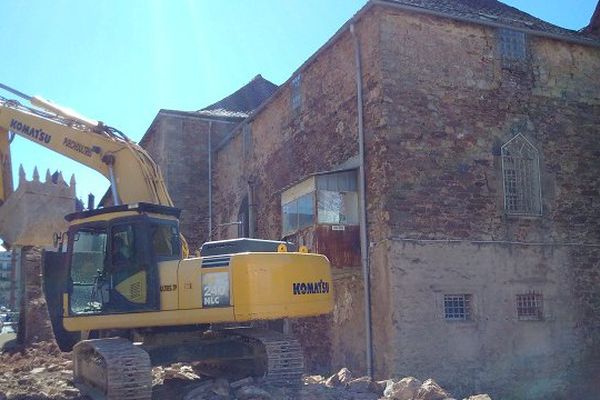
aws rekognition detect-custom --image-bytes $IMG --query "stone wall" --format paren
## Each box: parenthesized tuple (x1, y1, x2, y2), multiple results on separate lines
(212, 7, 385, 374)
(141, 114, 237, 251)
(211, 4, 599, 398)
(373, 8, 600, 399)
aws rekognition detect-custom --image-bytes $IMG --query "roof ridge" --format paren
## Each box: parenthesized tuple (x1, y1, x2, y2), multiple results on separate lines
(198, 74, 278, 114)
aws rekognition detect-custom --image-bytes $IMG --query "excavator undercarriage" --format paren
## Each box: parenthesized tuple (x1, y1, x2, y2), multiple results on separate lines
(71, 327, 305, 400)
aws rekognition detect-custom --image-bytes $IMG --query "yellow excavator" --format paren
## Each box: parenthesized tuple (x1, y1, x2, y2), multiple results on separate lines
(0, 84, 333, 399)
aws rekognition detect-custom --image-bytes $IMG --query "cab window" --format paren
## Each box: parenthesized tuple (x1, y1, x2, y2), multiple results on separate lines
(151, 222, 180, 259)
(69, 225, 107, 314)
(111, 224, 136, 266)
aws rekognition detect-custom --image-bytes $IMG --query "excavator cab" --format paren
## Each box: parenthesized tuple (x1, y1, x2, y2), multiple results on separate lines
(65, 203, 180, 316)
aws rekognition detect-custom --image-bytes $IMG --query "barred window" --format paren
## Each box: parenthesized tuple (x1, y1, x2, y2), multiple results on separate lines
(444, 294, 472, 321)
(291, 74, 302, 113)
(516, 291, 543, 321)
(498, 28, 526, 68)
(501, 134, 541, 216)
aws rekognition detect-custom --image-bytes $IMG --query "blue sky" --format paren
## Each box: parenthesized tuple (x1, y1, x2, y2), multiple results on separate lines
(1, 0, 597, 205)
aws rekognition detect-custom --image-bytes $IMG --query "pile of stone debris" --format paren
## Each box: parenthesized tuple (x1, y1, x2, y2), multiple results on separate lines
(160, 367, 494, 400)
(0, 345, 492, 400)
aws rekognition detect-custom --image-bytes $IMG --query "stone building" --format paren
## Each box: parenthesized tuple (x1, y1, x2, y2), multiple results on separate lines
(142, 1, 600, 398)
(211, 1, 600, 399)
(139, 75, 277, 251)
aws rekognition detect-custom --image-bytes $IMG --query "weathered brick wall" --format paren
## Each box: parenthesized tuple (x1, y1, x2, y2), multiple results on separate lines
(142, 115, 236, 251)
(373, 8, 600, 398)
(212, 5, 599, 396)
(213, 8, 385, 374)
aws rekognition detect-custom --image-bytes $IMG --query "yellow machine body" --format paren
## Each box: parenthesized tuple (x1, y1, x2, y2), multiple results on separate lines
(0, 86, 333, 344)
(61, 207, 333, 332)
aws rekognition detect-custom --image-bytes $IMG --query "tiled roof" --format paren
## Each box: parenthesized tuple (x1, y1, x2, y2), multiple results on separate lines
(199, 74, 278, 116)
(381, 0, 600, 43)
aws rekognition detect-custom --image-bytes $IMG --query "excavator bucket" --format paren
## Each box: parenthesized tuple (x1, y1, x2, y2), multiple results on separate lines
(0, 166, 76, 247)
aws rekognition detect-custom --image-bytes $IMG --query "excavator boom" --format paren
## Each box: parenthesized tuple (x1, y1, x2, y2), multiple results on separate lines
(0, 89, 172, 206)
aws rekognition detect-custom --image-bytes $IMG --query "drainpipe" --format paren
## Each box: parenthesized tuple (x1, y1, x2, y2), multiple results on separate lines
(350, 22, 373, 378)
(247, 179, 255, 238)
(208, 121, 213, 241)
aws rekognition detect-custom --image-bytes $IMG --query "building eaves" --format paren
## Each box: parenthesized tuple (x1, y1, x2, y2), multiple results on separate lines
(376, 0, 600, 45)
(139, 109, 242, 147)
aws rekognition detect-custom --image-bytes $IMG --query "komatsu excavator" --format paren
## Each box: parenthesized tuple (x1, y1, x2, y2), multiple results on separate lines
(0, 84, 333, 399)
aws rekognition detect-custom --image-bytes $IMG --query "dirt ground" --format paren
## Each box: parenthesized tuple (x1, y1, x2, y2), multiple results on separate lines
(0, 340, 492, 400)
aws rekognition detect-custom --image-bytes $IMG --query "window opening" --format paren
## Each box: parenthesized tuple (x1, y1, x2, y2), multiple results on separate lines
(516, 291, 543, 320)
(316, 170, 359, 225)
(151, 222, 179, 259)
(242, 124, 252, 158)
(282, 192, 314, 235)
(444, 294, 472, 321)
(501, 134, 541, 216)
(291, 74, 302, 113)
(111, 225, 136, 266)
(498, 28, 526, 68)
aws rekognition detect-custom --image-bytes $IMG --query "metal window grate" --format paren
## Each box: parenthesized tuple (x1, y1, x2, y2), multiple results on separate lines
(501, 134, 541, 216)
(498, 28, 526, 68)
(444, 294, 472, 321)
(516, 291, 543, 320)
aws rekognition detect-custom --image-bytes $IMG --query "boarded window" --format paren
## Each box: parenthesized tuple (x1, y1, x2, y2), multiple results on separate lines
(516, 291, 543, 320)
(444, 294, 472, 321)
(501, 134, 541, 216)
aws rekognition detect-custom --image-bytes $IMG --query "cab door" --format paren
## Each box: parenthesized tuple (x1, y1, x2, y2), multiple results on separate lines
(105, 220, 159, 312)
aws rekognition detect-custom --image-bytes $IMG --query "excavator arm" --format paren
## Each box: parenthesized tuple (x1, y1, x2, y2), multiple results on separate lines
(0, 85, 188, 255)
(0, 89, 171, 206)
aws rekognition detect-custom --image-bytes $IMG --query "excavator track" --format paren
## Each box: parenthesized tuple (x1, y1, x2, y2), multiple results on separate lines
(229, 328, 305, 386)
(72, 338, 152, 400)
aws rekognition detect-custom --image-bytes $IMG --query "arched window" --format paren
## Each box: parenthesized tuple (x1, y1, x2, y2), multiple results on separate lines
(501, 134, 542, 216)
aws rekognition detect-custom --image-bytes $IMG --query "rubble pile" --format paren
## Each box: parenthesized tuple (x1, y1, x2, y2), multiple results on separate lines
(0, 349, 493, 400)
(0, 341, 80, 400)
